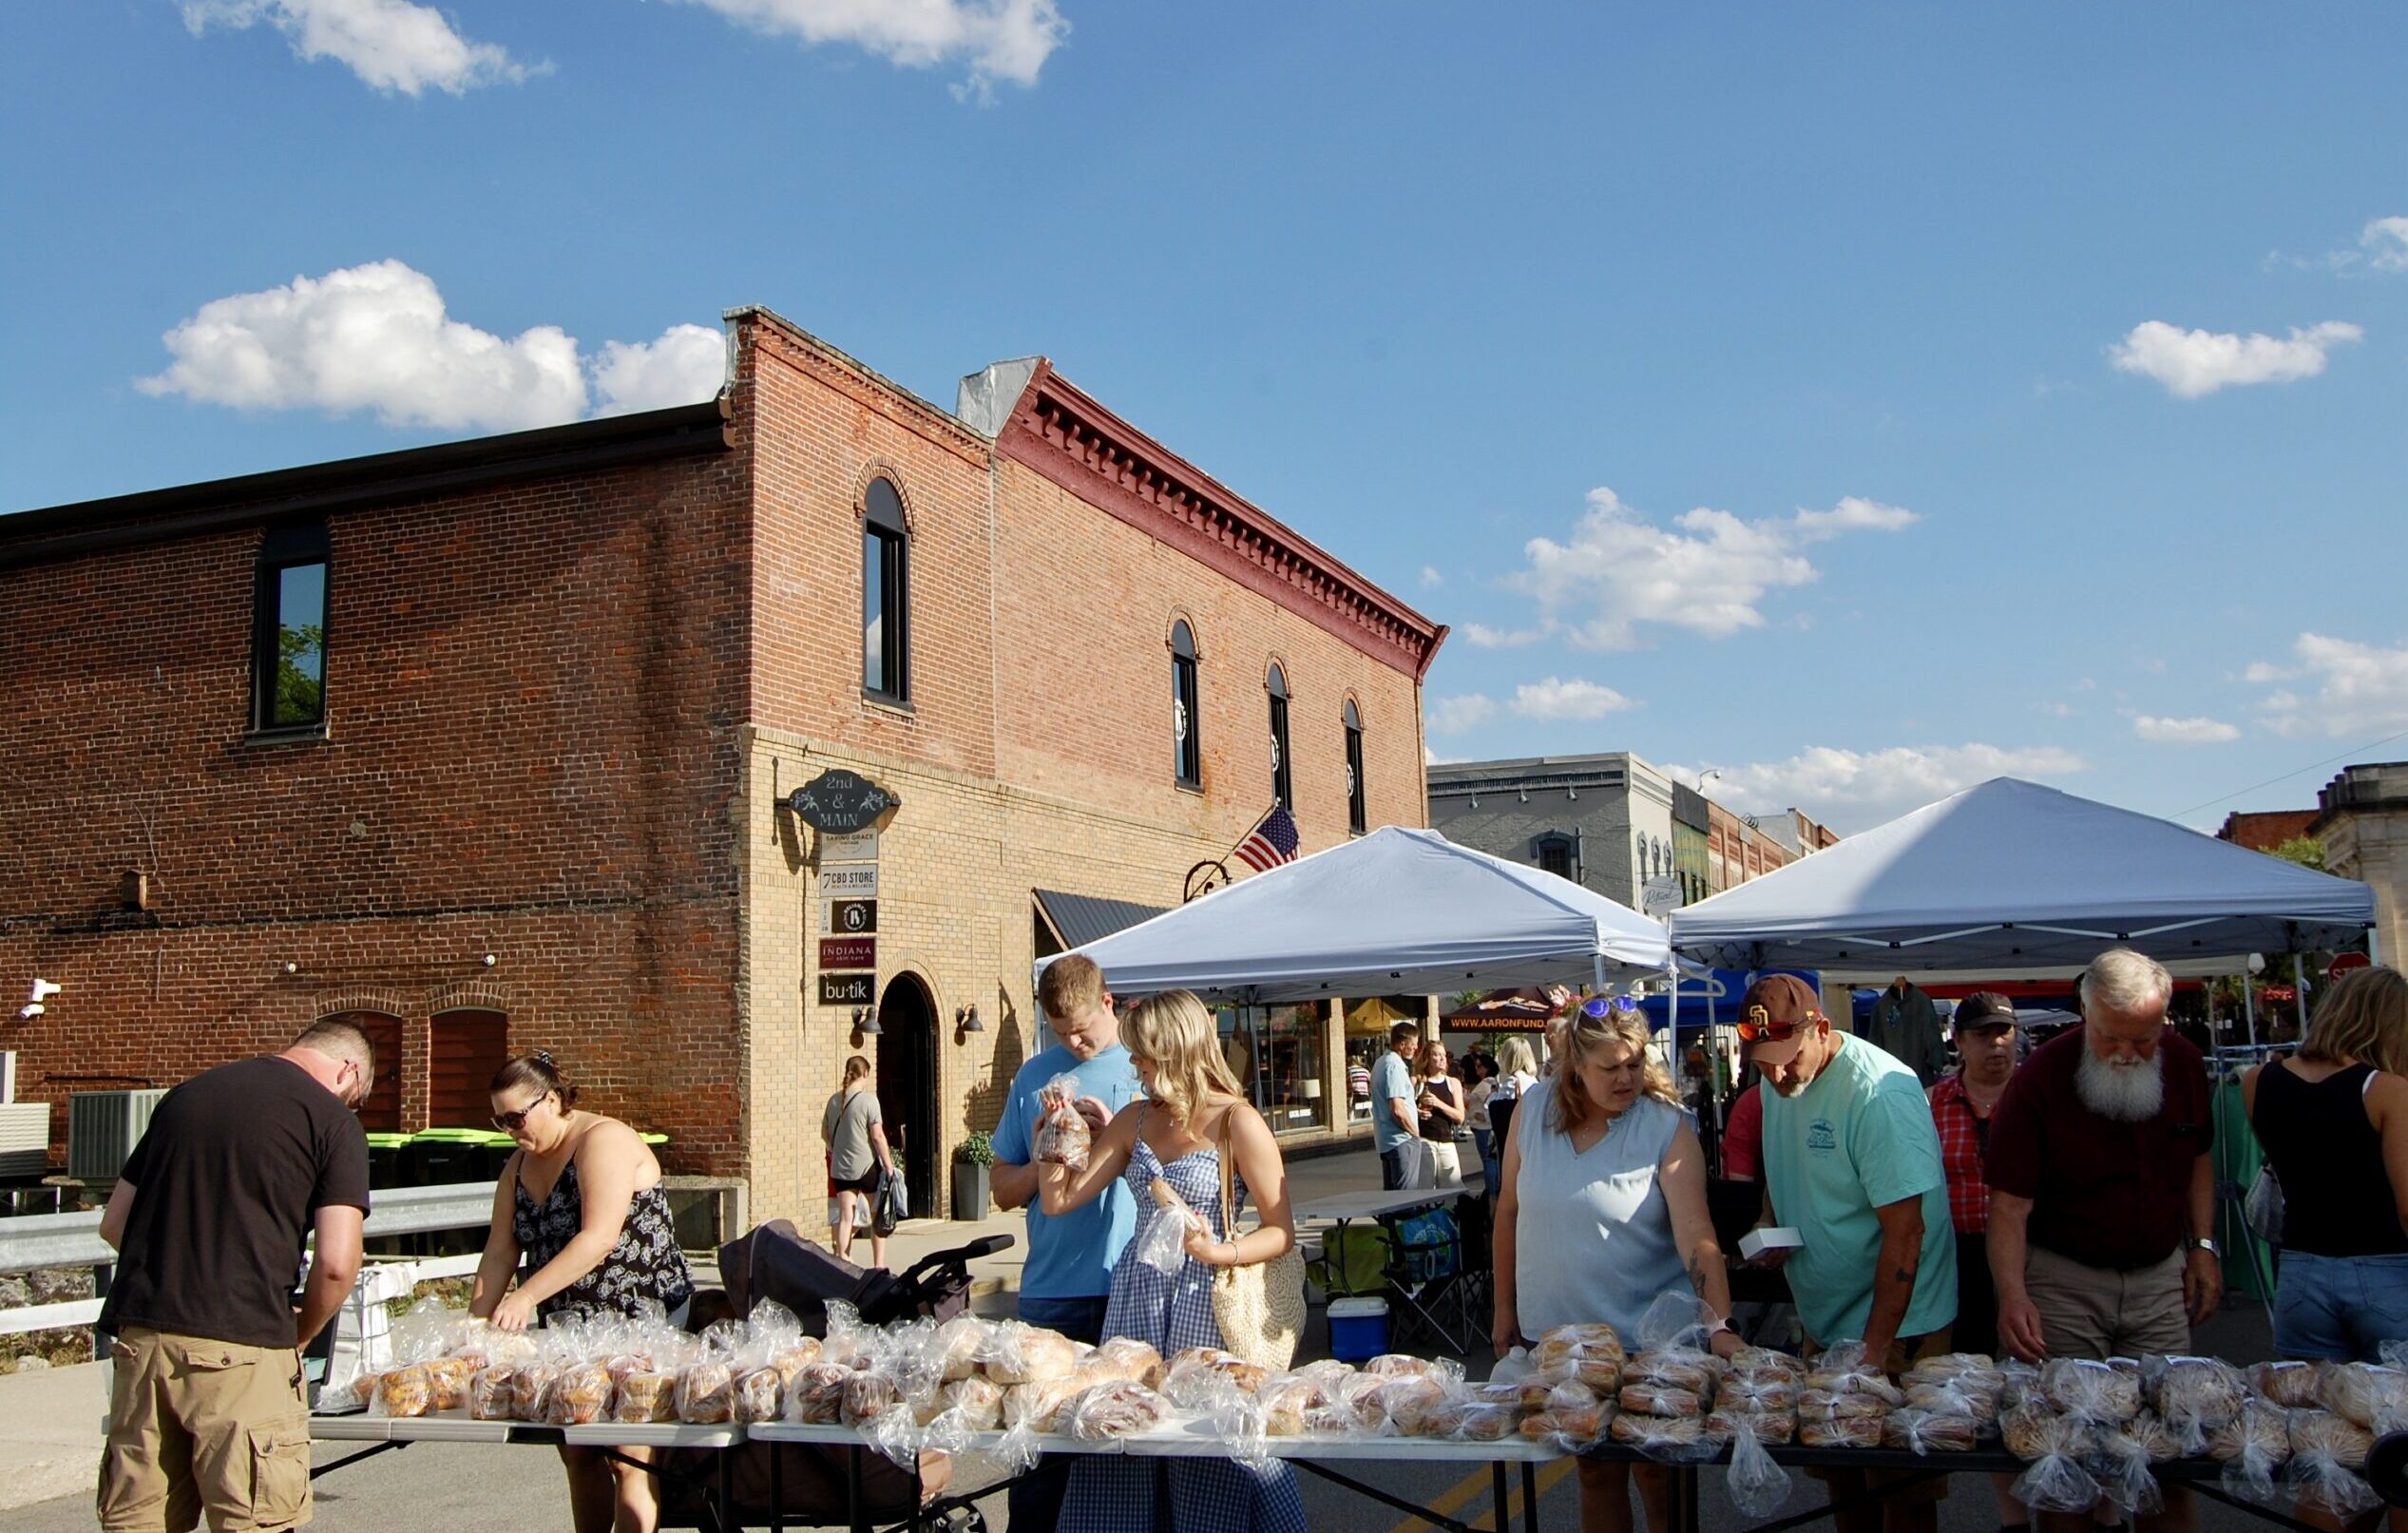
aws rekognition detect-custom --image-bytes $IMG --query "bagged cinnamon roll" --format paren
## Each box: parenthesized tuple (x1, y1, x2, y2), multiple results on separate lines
(1061, 1379, 1168, 1441)
(2247, 1360, 2324, 1408)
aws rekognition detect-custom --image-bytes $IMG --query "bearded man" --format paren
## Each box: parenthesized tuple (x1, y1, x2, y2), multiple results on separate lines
(1987, 949, 2222, 1372)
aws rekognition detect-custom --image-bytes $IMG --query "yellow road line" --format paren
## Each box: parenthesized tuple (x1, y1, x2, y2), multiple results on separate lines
(1385, 1454, 1577, 1533)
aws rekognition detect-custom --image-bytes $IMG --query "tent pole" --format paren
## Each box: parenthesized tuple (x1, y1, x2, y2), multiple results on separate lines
(2243, 971, 2257, 1048)
(2295, 952, 2310, 1034)
(1666, 962, 1682, 1099)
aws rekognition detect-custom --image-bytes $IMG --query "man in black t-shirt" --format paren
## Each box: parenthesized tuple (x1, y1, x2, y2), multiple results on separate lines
(97, 1018, 374, 1533)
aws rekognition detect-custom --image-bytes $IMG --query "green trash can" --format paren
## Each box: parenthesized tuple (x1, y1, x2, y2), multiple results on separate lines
(363, 1132, 412, 1191)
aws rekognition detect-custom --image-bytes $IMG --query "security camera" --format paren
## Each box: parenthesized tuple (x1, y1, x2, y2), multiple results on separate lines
(27, 980, 59, 1006)
(15, 1005, 39, 1021)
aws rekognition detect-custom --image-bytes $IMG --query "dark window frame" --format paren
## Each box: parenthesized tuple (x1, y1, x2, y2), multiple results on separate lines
(862, 478, 909, 705)
(1533, 829, 1580, 883)
(1342, 698, 1366, 834)
(1171, 620, 1202, 789)
(250, 520, 330, 736)
(1266, 662, 1293, 811)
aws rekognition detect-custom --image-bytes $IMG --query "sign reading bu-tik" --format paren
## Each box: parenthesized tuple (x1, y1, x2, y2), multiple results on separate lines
(819, 971, 876, 1006)
(818, 937, 875, 969)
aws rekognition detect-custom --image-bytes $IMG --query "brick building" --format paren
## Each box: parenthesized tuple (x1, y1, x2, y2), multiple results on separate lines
(0, 307, 1443, 1220)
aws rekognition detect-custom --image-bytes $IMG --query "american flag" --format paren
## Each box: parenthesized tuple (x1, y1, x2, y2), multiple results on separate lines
(1233, 804, 1301, 872)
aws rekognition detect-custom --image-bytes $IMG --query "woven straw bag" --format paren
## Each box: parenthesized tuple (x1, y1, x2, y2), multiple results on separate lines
(1210, 1111, 1305, 1371)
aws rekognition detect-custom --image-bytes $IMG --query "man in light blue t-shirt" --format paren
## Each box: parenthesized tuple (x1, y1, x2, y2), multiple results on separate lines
(991, 953, 1142, 1531)
(1369, 1021, 1423, 1189)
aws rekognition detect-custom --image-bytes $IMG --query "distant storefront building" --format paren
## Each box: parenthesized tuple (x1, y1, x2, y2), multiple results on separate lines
(1424, 753, 1678, 910)
(2313, 764, 2408, 972)
(0, 306, 1444, 1219)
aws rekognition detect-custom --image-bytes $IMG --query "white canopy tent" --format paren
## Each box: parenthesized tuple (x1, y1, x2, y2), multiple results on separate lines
(1040, 825, 1671, 1003)
(1667, 777, 2377, 983)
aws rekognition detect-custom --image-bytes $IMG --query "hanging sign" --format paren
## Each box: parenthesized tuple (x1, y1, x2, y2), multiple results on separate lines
(819, 937, 876, 969)
(820, 864, 880, 899)
(788, 770, 901, 834)
(821, 828, 880, 863)
(819, 972, 876, 1006)
(828, 899, 878, 934)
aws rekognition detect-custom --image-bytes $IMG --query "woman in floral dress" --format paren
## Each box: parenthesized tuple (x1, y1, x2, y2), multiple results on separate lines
(1040, 990, 1307, 1533)
(470, 1051, 693, 1533)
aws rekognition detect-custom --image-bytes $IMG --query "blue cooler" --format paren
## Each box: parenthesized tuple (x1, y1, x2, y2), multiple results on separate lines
(1327, 1296, 1389, 1362)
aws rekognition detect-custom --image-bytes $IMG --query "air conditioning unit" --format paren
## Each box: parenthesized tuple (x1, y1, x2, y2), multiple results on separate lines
(0, 1102, 48, 1179)
(69, 1090, 168, 1183)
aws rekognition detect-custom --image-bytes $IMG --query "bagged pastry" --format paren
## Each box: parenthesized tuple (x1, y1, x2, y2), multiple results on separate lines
(468, 1366, 517, 1421)
(1903, 1377, 1998, 1424)
(2091, 1429, 2166, 1520)
(1902, 1351, 1997, 1384)
(1715, 1375, 1798, 1415)
(2146, 1355, 2245, 1449)
(1364, 1353, 1443, 1379)
(548, 1363, 612, 1427)
(1729, 1345, 1806, 1384)
(984, 1324, 1080, 1385)
(2318, 1362, 2408, 1432)
(1625, 1351, 1720, 1400)
(612, 1370, 678, 1424)
(1520, 1379, 1610, 1448)
(1619, 1383, 1706, 1418)
(842, 1370, 905, 1428)
(420, 1357, 473, 1413)
(1799, 1389, 1887, 1422)
(733, 1367, 784, 1424)
(675, 1362, 736, 1425)
(937, 1376, 1004, 1432)
(783, 1362, 851, 1425)
(1610, 1410, 1710, 1451)
(1799, 1414, 1884, 1448)
(1708, 1408, 1796, 1445)
(2208, 1400, 2291, 1466)
(512, 1363, 560, 1423)
(1724, 1410, 1793, 1517)
(1532, 1324, 1628, 1390)
(1032, 1077, 1092, 1169)
(2247, 1360, 2324, 1408)
(373, 1365, 433, 1419)
(1883, 1408, 1978, 1454)
(1061, 1379, 1168, 1441)
(2001, 1403, 2101, 1514)
(2286, 1410, 2379, 1518)
(1804, 1343, 1904, 1408)
(1000, 1376, 1080, 1433)
(1088, 1337, 1164, 1389)
(2041, 1358, 2141, 1423)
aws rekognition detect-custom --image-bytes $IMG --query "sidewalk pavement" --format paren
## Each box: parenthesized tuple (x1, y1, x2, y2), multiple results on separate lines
(0, 1139, 1424, 1510)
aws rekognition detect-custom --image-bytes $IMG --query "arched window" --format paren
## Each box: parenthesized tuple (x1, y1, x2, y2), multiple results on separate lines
(1266, 663, 1292, 811)
(1342, 699, 1366, 834)
(862, 478, 908, 702)
(1171, 620, 1201, 788)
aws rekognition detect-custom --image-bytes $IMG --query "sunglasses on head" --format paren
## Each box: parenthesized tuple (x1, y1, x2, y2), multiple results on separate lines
(1735, 1004, 1819, 1044)
(1577, 995, 1639, 1020)
(491, 1092, 552, 1133)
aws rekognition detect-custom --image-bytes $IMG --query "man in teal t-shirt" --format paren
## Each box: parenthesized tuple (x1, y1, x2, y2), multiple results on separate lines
(1744, 973, 1957, 1358)
(991, 955, 1143, 1532)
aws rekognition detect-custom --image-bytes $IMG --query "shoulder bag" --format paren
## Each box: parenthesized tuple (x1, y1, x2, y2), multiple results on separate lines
(1209, 1110, 1306, 1371)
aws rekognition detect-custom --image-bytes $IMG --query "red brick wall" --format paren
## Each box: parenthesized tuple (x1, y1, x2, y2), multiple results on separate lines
(0, 450, 755, 1173)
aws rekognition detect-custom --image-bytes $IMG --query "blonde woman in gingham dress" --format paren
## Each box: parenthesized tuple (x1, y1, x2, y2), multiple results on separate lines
(1041, 990, 1306, 1533)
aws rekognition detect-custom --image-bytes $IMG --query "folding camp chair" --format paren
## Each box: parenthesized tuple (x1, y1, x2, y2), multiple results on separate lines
(1382, 1205, 1482, 1355)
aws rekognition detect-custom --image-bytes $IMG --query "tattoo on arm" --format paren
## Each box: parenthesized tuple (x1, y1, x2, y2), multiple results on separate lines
(1892, 1264, 1916, 1286)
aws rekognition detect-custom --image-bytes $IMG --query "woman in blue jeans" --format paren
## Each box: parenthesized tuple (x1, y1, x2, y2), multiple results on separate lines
(2244, 965, 2408, 1373)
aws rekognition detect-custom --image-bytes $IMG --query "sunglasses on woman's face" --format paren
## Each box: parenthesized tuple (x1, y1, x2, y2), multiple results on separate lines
(1735, 1004, 1817, 1044)
(491, 1092, 552, 1132)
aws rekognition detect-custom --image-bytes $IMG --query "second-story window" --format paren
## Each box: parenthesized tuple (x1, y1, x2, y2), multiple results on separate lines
(862, 478, 908, 702)
(1266, 663, 1292, 811)
(1171, 620, 1202, 788)
(1343, 699, 1366, 834)
(252, 520, 329, 733)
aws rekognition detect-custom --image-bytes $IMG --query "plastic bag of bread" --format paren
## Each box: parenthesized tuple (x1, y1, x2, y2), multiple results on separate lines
(1032, 1076, 1092, 1169)
(1883, 1408, 1978, 1454)
(1086, 1337, 1163, 1389)
(842, 1370, 906, 1428)
(1997, 1358, 2043, 1411)
(547, 1363, 612, 1427)
(1627, 1347, 1723, 1399)
(1799, 1389, 1887, 1423)
(1619, 1382, 1707, 1418)
(2247, 1360, 2324, 1408)
(935, 1376, 1004, 1432)
(1902, 1351, 1997, 1384)
(2146, 1355, 2245, 1446)
(781, 1362, 851, 1425)
(373, 1365, 433, 1419)
(984, 1323, 1080, 1385)
(512, 1362, 560, 1423)
(2091, 1430, 2166, 1520)
(1725, 1411, 1793, 1518)
(468, 1366, 517, 1421)
(1362, 1374, 1454, 1437)
(1520, 1380, 1611, 1449)
(612, 1370, 678, 1424)
(1061, 1379, 1168, 1442)
(1804, 1343, 1904, 1408)
(1729, 1345, 1805, 1384)
(923, 1315, 985, 1383)
(2003, 1406, 2101, 1514)
(2285, 1411, 2379, 1518)
(1708, 1408, 1796, 1445)
(1365, 1353, 1449, 1380)
(1798, 1413, 1884, 1448)
(733, 1366, 784, 1424)
(675, 1361, 736, 1425)
(2207, 1399, 2290, 1503)
(999, 1376, 1080, 1433)
(2318, 1362, 2408, 1432)
(419, 1357, 474, 1413)
(1903, 1376, 1997, 1425)
(1162, 1348, 1271, 1402)
(1531, 1323, 1627, 1389)
(1715, 1374, 1797, 1415)
(1610, 1408, 1719, 1461)
(2041, 1357, 2140, 1423)
(1423, 1398, 1518, 1443)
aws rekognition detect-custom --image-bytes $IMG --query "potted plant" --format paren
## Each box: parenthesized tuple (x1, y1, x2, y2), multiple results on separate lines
(950, 1129, 995, 1221)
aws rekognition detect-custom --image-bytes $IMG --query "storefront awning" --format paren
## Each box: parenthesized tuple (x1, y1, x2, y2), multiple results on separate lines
(1035, 889, 1171, 952)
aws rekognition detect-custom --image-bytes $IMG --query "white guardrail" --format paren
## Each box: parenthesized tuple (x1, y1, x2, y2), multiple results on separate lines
(0, 1180, 502, 1339)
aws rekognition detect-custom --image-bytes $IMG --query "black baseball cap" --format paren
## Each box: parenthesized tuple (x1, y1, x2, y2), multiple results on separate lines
(1954, 991, 2017, 1033)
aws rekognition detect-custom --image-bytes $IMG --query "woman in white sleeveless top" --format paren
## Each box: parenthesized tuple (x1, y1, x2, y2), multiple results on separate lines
(1494, 1000, 1739, 1533)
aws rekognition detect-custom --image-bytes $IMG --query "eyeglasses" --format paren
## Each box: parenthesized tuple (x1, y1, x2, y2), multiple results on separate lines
(491, 1093, 552, 1133)
(1735, 1004, 1819, 1044)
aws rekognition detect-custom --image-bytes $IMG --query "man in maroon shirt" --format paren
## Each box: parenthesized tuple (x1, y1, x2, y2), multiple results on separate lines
(1986, 948, 2222, 1358)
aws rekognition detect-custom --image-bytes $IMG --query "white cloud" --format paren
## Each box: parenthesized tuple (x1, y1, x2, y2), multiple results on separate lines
(1510, 678, 1635, 721)
(674, 0, 1066, 95)
(2110, 320, 2362, 398)
(2250, 633, 2408, 737)
(2362, 217, 2408, 273)
(137, 260, 721, 432)
(1671, 743, 2085, 834)
(1426, 695, 1499, 736)
(590, 324, 725, 416)
(182, 0, 540, 94)
(1419, 565, 1444, 588)
(1504, 487, 1918, 650)
(2132, 714, 2241, 744)
(1462, 623, 1541, 649)
(2035, 700, 2076, 719)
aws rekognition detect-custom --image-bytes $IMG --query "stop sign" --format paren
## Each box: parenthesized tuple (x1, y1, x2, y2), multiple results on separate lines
(2327, 950, 2371, 975)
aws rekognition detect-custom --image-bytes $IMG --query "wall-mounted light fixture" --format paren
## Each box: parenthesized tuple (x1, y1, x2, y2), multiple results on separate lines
(854, 1006, 883, 1037)
(955, 1005, 984, 1035)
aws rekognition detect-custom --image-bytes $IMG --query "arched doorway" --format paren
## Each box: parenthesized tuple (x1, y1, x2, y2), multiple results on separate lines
(873, 975, 939, 1220)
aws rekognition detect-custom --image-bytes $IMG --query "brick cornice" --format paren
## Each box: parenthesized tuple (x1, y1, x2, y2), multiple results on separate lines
(997, 364, 1447, 681)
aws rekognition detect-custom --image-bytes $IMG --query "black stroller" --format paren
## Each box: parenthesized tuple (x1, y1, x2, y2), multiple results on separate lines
(657, 1221, 1013, 1533)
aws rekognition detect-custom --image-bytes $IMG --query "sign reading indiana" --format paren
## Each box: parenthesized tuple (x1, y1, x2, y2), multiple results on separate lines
(787, 769, 902, 834)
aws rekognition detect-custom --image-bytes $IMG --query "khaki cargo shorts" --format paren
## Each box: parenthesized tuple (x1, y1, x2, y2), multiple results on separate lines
(98, 1327, 313, 1533)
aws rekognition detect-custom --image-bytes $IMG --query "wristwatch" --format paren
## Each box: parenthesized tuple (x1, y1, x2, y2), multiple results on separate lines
(2188, 1236, 2219, 1256)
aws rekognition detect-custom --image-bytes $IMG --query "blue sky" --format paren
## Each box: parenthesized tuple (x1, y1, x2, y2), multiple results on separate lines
(8, 3, 2408, 833)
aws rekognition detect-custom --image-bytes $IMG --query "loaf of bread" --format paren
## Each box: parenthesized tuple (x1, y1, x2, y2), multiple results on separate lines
(1433, 1402, 1517, 1442)
(548, 1364, 612, 1427)
(935, 1317, 989, 1383)
(789, 1363, 851, 1426)
(2318, 1363, 2408, 1432)
(1798, 1389, 1887, 1422)
(2207, 1401, 2289, 1465)
(1882, 1409, 1978, 1453)
(2113, 1414, 2186, 1465)
(1089, 1338, 1165, 1389)
(1799, 1414, 1884, 1449)
(2150, 1357, 2244, 1428)
(1061, 1380, 1169, 1441)
(1904, 1378, 1998, 1423)
(2247, 1360, 2323, 1408)
(2289, 1409, 2374, 1470)
(2001, 1402, 2098, 1462)
(840, 1371, 904, 1428)
(612, 1371, 678, 1424)
(770, 1341, 821, 1384)
(1707, 1408, 1796, 1445)
(1719, 1376, 1799, 1414)
(1520, 1401, 1608, 1444)
(1364, 1353, 1440, 1378)
(1627, 1347, 1722, 1396)
(1804, 1364, 1904, 1408)
(985, 1325, 1080, 1385)
(1532, 1324, 1627, 1389)
(1729, 1346, 1805, 1383)
(1610, 1411, 1706, 1448)
(733, 1367, 784, 1425)
(1375, 1377, 1454, 1437)
(1618, 1383, 1705, 1418)
(1902, 1351, 1997, 1384)
(2041, 1359, 2141, 1422)
(675, 1363, 735, 1425)
(1001, 1377, 1080, 1433)
(422, 1357, 473, 1413)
